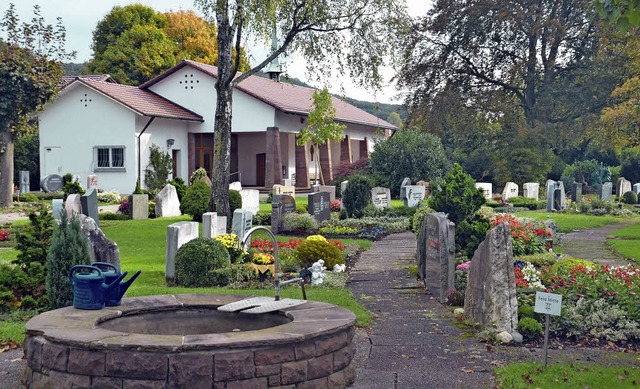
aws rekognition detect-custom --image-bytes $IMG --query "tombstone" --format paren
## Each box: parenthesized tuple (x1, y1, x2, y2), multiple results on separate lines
(281, 178, 292, 187)
(522, 183, 539, 200)
(165, 221, 198, 285)
(315, 185, 336, 202)
(370, 187, 391, 209)
(86, 175, 99, 190)
(617, 177, 632, 197)
(19, 171, 30, 193)
(416, 180, 432, 198)
(273, 184, 295, 196)
(81, 189, 99, 225)
(155, 184, 181, 217)
(340, 181, 349, 196)
(403, 185, 426, 207)
(65, 194, 82, 218)
(634, 183, 640, 195)
(308, 191, 331, 222)
(475, 183, 492, 200)
(571, 182, 583, 203)
(554, 188, 562, 211)
(202, 212, 226, 238)
(502, 182, 519, 200)
(400, 177, 412, 200)
(557, 181, 566, 210)
(545, 180, 565, 211)
(464, 222, 518, 333)
(271, 194, 296, 234)
(40, 174, 64, 193)
(229, 181, 242, 191)
(240, 189, 260, 215)
(128, 194, 149, 220)
(79, 214, 121, 271)
(52, 199, 64, 221)
(420, 213, 456, 303)
(232, 209, 253, 242)
(598, 182, 613, 201)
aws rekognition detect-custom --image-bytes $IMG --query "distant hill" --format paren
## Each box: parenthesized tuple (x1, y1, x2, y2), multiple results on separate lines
(62, 62, 88, 76)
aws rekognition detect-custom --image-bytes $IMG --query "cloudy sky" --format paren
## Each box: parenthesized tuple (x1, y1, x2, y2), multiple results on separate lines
(6, 1, 431, 104)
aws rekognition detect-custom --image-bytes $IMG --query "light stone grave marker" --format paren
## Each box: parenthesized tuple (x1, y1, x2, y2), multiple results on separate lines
(19, 171, 30, 193)
(598, 182, 612, 201)
(155, 184, 181, 217)
(523, 183, 539, 200)
(232, 209, 253, 242)
(403, 185, 426, 207)
(400, 177, 411, 200)
(502, 182, 518, 200)
(128, 194, 149, 220)
(240, 189, 260, 215)
(229, 181, 242, 191)
(202, 212, 227, 238)
(52, 199, 64, 221)
(165, 221, 198, 285)
(273, 184, 296, 196)
(416, 180, 432, 198)
(371, 187, 391, 209)
(79, 214, 121, 270)
(634, 183, 640, 194)
(475, 183, 492, 199)
(65, 194, 82, 218)
(617, 177, 632, 197)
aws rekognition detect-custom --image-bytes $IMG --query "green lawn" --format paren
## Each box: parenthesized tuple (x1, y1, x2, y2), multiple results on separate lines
(514, 211, 625, 233)
(608, 222, 640, 262)
(0, 248, 18, 265)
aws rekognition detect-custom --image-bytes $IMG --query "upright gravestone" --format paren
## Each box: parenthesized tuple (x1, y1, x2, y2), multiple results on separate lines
(79, 214, 121, 270)
(554, 188, 562, 211)
(40, 174, 64, 194)
(403, 185, 426, 207)
(617, 177, 632, 197)
(19, 171, 30, 193)
(464, 222, 518, 333)
(557, 181, 566, 209)
(232, 209, 253, 242)
(340, 181, 349, 196)
(308, 191, 331, 222)
(52, 199, 64, 221)
(87, 175, 99, 190)
(316, 185, 336, 202)
(81, 189, 99, 225)
(546, 180, 557, 211)
(155, 184, 182, 217)
(475, 183, 492, 199)
(202, 212, 227, 238)
(371, 187, 391, 209)
(416, 181, 431, 198)
(165, 221, 198, 285)
(571, 182, 583, 203)
(634, 183, 640, 195)
(273, 184, 295, 196)
(229, 181, 242, 191)
(598, 182, 613, 201)
(422, 213, 456, 303)
(65, 194, 82, 218)
(240, 189, 260, 215)
(271, 194, 296, 234)
(522, 183, 539, 200)
(128, 194, 149, 220)
(502, 182, 519, 200)
(400, 177, 412, 200)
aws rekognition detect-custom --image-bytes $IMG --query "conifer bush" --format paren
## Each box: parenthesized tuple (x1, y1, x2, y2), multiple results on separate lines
(181, 180, 210, 221)
(342, 174, 374, 218)
(174, 238, 230, 287)
(622, 191, 638, 204)
(229, 189, 242, 214)
(429, 163, 485, 225)
(45, 213, 92, 310)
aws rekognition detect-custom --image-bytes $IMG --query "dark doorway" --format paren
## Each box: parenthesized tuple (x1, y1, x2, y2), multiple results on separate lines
(256, 153, 266, 186)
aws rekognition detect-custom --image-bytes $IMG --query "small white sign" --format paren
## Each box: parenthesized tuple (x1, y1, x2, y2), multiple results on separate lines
(534, 291, 563, 316)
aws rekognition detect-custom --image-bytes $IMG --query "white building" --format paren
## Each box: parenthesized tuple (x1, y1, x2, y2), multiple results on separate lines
(39, 60, 395, 193)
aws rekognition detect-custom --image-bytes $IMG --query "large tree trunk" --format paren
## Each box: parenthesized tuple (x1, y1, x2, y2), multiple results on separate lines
(0, 131, 14, 208)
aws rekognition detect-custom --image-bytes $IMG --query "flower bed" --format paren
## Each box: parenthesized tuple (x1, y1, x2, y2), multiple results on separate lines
(485, 213, 553, 256)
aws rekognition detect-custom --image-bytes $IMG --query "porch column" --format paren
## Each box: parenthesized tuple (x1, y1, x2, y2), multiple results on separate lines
(340, 135, 352, 164)
(359, 137, 369, 159)
(295, 143, 310, 188)
(265, 127, 283, 188)
(319, 142, 333, 184)
(188, 133, 195, 179)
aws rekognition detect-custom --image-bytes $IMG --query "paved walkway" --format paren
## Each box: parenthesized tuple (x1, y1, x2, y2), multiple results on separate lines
(561, 221, 635, 266)
(348, 232, 508, 388)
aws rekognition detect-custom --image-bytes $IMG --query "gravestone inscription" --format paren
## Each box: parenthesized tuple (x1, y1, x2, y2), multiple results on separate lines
(308, 191, 331, 222)
(371, 187, 391, 209)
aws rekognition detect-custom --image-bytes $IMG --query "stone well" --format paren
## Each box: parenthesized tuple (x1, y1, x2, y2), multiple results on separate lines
(24, 294, 356, 388)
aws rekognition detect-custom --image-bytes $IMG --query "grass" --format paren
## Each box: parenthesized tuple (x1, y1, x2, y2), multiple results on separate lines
(0, 248, 18, 265)
(495, 362, 640, 388)
(514, 211, 625, 233)
(608, 222, 640, 261)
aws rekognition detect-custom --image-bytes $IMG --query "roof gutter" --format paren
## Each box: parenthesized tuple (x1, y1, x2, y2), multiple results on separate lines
(137, 117, 156, 187)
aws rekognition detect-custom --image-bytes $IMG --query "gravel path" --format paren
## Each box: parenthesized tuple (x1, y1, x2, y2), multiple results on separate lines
(560, 221, 635, 266)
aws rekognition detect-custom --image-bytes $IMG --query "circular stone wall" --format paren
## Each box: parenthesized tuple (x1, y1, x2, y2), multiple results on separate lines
(24, 294, 356, 388)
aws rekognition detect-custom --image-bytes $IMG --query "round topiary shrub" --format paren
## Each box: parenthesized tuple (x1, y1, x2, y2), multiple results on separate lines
(175, 238, 230, 287)
(229, 189, 242, 214)
(342, 174, 374, 218)
(517, 317, 543, 340)
(181, 180, 210, 221)
(295, 235, 344, 269)
(622, 190, 638, 204)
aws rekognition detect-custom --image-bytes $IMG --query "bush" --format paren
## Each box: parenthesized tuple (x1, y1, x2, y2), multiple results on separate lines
(169, 177, 187, 201)
(560, 159, 611, 192)
(46, 213, 92, 310)
(342, 174, 374, 218)
(455, 213, 490, 258)
(97, 190, 121, 204)
(189, 167, 209, 185)
(14, 206, 54, 269)
(411, 205, 435, 236)
(174, 238, 230, 287)
(208, 264, 255, 287)
(517, 253, 558, 267)
(62, 181, 85, 199)
(99, 212, 130, 221)
(518, 305, 536, 320)
(622, 191, 638, 204)
(330, 199, 342, 212)
(369, 128, 450, 197)
(508, 196, 546, 210)
(295, 235, 344, 269)
(148, 201, 156, 218)
(144, 144, 173, 191)
(278, 248, 300, 273)
(333, 158, 370, 182)
(517, 317, 543, 340)
(429, 163, 485, 225)
(214, 233, 244, 264)
(283, 213, 318, 232)
(229, 189, 242, 214)
(118, 199, 129, 214)
(253, 212, 271, 226)
(549, 257, 595, 274)
(18, 193, 38, 203)
(181, 180, 210, 222)
(445, 289, 465, 306)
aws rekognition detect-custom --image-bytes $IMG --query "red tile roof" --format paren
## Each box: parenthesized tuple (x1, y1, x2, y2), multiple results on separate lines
(59, 74, 115, 89)
(62, 77, 203, 122)
(140, 60, 396, 129)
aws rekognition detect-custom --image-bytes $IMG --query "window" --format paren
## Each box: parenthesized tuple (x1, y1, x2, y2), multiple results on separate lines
(95, 146, 125, 171)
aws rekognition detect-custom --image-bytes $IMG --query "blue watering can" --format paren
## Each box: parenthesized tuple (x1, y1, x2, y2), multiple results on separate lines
(69, 265, 126, 310)
(92, 262, 142, 306)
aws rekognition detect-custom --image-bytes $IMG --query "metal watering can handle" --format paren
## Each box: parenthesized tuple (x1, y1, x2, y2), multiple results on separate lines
(69, 265, 102, 284)
(92, 262, 118, 273)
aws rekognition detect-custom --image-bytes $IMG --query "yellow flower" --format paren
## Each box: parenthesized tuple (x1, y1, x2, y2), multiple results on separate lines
(306, 235, 327, 242)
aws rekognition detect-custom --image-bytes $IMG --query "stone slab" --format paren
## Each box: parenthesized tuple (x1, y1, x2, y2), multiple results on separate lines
(502, 182, 518, 200)
(522, 183, 539, 200)
(81, 188, 99, 225)
(165, 222, 198, 284)
(240, 189, 260, 215)
(475, 183, 492, 199)
(129, 194, 149, 220)
(155, 184, 181, 217)
(308, 191, 331, 222)
(370, 187, 391, 209)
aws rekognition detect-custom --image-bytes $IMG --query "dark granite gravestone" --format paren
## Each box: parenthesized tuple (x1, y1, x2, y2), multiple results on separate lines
(41, 174, 63, 193)
(554, 188, 562, 211)
(81, 188, 99, 225)
(308, 191, 331, 222)
(271, 194, 296, 234)
(571, 182, 582, 203)
(598, 182, 613, 201)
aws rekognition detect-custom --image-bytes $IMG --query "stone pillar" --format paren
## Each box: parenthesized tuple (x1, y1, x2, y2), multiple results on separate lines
(265, 127, 283, 188)
(319, 142, 333, 184)
(359, 138, 369, 159)
(340, 135, 352, 164)
(187, 133, 195, 180)
(295, 143, 310, 189)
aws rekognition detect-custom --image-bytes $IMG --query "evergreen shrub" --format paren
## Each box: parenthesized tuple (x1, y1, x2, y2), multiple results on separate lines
(144, 144, 173, 191)
(411, 205, 435, 236)
(295, 236, 344, 269)
(181, 180, 210, 221)
(229, 189, 242, 214)
(622, 191, 638, 204)
(283, 213, 318, 232)
(175, 238, 230, 287)
(342, 174, 374, 218)
(455, 213, 490, 257)
(517, 317, 543, 340)
(429, 163, 485, 225)
(169, 177, 187, 201)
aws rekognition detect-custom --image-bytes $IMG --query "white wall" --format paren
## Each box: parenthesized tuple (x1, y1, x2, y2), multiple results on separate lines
(137, 117, 190, 186)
